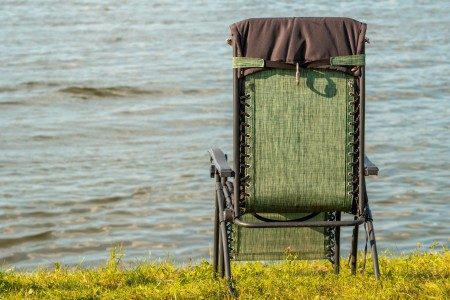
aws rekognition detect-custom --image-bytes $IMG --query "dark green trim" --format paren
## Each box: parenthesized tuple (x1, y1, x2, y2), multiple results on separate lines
(232, 54, 365, 69)
(330, 54, 365, 66)
(232, 57, 265, 68)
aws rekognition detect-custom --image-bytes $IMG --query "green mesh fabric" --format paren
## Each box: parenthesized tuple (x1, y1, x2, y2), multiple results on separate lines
(232, 213, 328, 261)
(243, 68, 355, 213)
(232, 68, 355, 262)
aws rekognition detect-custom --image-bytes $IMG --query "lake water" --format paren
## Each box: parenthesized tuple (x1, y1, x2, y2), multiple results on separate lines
(1, 0, 449, 269)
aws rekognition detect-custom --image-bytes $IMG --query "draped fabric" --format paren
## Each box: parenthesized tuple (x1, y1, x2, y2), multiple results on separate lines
(230, 17, 366, 76)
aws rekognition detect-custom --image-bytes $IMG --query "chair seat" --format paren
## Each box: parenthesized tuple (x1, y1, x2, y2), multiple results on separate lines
(232, 213, 329, 261)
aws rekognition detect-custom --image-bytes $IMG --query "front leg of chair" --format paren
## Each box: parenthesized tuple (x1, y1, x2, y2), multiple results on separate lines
(218, 228, 224, 277)
(366, 220, 380, 279)
(364, 177, 381, 279)
(214, 173, 225, 278)
(365, 206, 381, 279)
(215, 173, 232, 281)
(213, 193, 219, 275)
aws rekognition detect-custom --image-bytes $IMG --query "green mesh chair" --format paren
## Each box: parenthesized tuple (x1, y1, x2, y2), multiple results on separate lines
(209, 17, 380, 288)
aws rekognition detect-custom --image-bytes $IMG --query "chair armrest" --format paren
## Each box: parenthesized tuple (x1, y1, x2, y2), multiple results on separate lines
(364, 155, 379, 176)
(209, 148, 234, 178)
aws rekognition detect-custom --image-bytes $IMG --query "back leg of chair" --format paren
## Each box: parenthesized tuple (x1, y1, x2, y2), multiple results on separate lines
(334, 212, 341, 274)
(350, 222, 359, 275)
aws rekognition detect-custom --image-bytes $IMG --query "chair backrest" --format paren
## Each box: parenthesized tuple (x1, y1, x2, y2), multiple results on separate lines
(242, 68, 356, 213)
(231, 18, 367, 215)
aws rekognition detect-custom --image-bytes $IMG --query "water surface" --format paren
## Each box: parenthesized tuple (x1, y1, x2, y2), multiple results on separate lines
(0, 0, 449, 269)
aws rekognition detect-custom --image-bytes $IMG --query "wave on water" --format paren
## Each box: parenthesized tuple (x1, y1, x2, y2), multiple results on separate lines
(0, 101, 23, 106)
(0, 87, 18, 93)
(59, 86, 221, 98)
(1, 83, 222, 102)
(0, 231, 53, 248)
(84, 195, 126, 205)
(0, 81, 60, 94)
(21, 81, 60, 88)
(59, 86, 145, 97)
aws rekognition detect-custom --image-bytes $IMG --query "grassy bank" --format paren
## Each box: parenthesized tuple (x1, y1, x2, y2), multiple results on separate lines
(0, 250, 448, 299)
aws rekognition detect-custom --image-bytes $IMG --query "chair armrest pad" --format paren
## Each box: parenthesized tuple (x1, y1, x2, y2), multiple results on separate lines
(209, 148, 234, 177)
(364, 155, 379, 176)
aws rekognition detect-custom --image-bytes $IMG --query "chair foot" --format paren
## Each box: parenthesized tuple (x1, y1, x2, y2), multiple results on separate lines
(227, 281, 237, 298)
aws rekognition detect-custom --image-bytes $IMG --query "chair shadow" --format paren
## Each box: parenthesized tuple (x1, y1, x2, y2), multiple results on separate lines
(306, 70, 337, 98)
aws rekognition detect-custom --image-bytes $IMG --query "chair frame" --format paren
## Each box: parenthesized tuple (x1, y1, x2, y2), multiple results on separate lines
(209, 35, 381, 286)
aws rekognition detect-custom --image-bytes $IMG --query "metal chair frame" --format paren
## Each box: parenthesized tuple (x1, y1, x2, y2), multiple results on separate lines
(209, 35, 380, 288)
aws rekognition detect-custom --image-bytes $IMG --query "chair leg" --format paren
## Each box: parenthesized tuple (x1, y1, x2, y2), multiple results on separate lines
(220, 221, 236, 296)
(364, 180, 381, 279)
(350, 222, 359, 275)
(366, 218, 381, 279)
(218, 229, 224, 277)
(216, 192, 232, 281)
(334, 212, 341, 274)
(213, 198, 219, 275)
(214, 179, 237, 296)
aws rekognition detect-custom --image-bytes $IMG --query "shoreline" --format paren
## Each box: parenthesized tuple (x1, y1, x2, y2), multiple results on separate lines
(1, 250, 448, 299)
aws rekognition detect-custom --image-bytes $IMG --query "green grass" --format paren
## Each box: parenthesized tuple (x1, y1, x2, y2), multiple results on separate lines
(0, 249, 449, 299)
